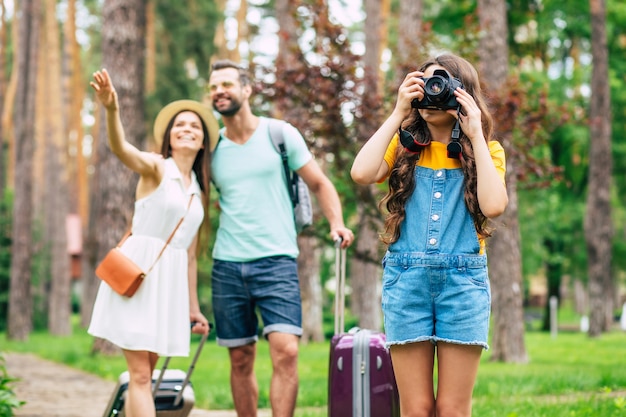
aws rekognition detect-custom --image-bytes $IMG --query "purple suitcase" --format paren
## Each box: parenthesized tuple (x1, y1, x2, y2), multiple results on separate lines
(327, 240, 400, 417)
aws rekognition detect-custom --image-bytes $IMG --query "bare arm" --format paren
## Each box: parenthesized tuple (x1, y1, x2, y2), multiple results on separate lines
(297, 160, 354, 248)
(90, 69, 163, 182)
(187, 234, 209, 335)
(350, 112, 402, 184)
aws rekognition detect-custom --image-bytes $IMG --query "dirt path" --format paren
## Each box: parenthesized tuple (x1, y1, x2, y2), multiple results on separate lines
(4, 352, 268, 417)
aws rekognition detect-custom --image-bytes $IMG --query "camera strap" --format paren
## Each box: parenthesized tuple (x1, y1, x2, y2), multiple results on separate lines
(446, 107, 462, 159)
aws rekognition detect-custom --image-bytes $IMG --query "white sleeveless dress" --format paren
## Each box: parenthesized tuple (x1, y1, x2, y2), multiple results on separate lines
(88, 158, 204, 357)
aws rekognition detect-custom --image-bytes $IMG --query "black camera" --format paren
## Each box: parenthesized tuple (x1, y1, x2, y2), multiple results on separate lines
(411, 69, 463, 110)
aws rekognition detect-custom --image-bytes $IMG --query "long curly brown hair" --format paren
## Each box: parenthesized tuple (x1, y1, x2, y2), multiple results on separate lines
(380, 54, 495, 245)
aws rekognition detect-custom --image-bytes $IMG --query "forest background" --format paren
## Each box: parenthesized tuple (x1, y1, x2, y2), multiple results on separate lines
(0, 0, 625, 363)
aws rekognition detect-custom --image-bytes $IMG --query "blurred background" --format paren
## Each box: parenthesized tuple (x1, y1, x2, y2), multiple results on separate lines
(1, 0, 625, 363)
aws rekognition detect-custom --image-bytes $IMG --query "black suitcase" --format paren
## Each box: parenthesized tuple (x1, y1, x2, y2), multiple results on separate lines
(327, 240, 400, 417)
(102, 329, 209, 417)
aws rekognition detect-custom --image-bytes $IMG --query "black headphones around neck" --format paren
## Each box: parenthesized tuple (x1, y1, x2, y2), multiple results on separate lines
(399, 107, 463, 160)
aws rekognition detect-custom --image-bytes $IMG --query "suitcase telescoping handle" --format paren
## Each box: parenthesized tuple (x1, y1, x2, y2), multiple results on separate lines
(333, 238, 347, 336)
(152, 323, 212, 406)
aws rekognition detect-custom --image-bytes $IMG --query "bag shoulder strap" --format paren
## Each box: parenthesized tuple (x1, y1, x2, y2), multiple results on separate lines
(268, 118, 298, 207)
(117, 194, 194, 275)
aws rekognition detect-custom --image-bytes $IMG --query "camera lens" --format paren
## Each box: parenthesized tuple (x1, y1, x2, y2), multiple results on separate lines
(428, 80, 444, 94)
(412, 69, 462, 110)
(425, 76, 448, 97)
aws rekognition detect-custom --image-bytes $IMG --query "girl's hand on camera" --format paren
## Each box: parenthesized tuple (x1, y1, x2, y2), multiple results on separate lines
(451, 88, 483, 142)
(394, 71, 424, 118)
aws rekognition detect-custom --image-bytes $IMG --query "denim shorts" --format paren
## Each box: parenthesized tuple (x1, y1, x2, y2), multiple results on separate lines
(211, 256, 303, 348)
(381, 252, 491, 350)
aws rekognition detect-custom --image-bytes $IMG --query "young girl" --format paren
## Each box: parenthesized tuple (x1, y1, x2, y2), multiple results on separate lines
(351, 54, 508, 417)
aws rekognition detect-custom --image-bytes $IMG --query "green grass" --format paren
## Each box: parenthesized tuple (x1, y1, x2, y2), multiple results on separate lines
(2, 325, 626, 416)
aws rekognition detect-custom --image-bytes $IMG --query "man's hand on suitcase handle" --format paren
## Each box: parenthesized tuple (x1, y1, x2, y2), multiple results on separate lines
(331, 226, 354, 249)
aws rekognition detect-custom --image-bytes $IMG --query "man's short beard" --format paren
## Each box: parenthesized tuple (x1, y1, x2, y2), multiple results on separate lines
(216, 102, 242, 117)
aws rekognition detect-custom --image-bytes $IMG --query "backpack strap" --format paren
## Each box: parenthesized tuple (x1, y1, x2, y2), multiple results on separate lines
(268, 118, 299, 207)
(268, 118, 286, 152)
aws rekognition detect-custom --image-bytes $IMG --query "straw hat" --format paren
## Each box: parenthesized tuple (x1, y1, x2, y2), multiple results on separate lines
(153, 99, 220, 151)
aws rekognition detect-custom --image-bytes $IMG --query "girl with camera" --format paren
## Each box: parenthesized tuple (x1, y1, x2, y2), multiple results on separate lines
(351, 53, 508, 417)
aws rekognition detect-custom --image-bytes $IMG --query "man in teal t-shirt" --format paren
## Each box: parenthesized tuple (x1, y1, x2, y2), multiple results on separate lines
(211, 116, 308, 261)
(208, 60, 354, 417)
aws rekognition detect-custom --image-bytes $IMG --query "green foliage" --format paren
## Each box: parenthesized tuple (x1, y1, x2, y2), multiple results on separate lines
(2, 323, 626, 415)
(424, 0, 480, 57)
(0, 354, 24, 417)
(147, 0, 220, 123)
(0, 192, 13, 333)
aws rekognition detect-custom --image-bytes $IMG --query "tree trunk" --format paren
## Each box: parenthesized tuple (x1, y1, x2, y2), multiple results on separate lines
(350, 202, 383, 331)
(43, 0, 71, 336)
(7, 0, 41, 341)
(31, 23, 49, 330)
(275, 0, 298, 68)
(1, 0, 18, 191)
(297, 235, 324, 343)
(586, 0, 613, 337)
(477, 0, 527, 362)
(212, 0, 227, 64)
(62, 0, 88, 288)
(0, 0, 7, 196)
(145, 0, 156, 96)
(486, 168, 528, 361)
(80, 112, 101, 328)
(86, 0, 146, 352)
(212, 0, 245, 64)
(363, 0, 382, 82)
(234, 0, 247, 64)
(62, 0, 85, 214)
(395, 0, 423, 83)
(274, 0, 325, 341)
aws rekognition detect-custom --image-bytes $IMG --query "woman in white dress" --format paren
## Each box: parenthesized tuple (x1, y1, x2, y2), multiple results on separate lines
(88, 69, 218, 417)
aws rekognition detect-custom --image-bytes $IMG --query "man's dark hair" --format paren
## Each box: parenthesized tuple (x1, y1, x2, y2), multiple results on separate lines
(210, 59, 251, 86)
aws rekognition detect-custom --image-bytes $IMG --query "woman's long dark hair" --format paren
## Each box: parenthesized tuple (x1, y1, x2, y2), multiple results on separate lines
(380, 54, 495, 245)
(160, 111, 212, 253)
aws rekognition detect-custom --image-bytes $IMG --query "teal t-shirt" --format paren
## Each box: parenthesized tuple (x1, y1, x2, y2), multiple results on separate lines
(211, 117, 312, 261)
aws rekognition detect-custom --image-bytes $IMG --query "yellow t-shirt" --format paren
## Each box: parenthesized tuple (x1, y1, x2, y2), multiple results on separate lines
(383, 133, 506, 182)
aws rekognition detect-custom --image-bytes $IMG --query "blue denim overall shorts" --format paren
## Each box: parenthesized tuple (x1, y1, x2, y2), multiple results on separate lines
(382, 166, 490, 349)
